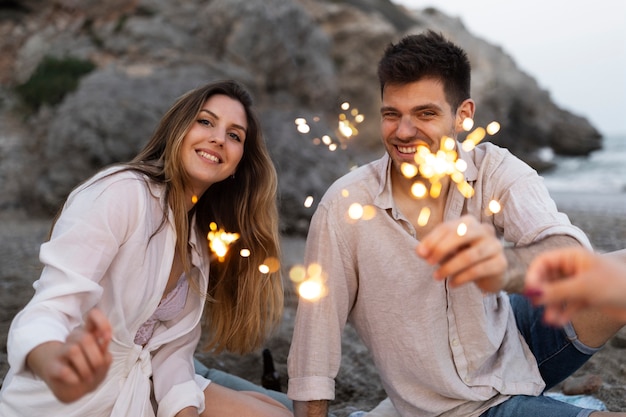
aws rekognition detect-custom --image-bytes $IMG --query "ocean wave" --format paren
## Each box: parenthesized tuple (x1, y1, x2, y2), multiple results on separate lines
(541, 135, 626, 194)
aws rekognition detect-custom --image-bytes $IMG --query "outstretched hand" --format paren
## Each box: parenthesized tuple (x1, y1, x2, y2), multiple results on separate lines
(416, 214, 508, 293)
(525, 247, 626, 326)
(26, 308, 113, 403)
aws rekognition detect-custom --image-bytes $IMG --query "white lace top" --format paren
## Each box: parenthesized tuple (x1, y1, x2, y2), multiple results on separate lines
(134, 273, 189, 346)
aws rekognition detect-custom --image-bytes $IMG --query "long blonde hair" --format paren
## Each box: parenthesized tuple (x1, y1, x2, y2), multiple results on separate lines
(131, 80, 283, 354)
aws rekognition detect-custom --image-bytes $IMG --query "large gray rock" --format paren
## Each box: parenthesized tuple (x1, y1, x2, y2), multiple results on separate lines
(0, 0, 603, 232)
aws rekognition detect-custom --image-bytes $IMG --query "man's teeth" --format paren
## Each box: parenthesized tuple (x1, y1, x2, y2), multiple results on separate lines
(398, 146, 417, 154)
(198, 151, 219, 163)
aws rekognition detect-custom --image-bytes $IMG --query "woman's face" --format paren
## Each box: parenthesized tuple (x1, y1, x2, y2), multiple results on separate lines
(181, 94, 247, 200)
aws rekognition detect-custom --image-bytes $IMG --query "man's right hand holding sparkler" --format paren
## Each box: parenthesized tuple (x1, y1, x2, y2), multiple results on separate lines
(416, 214, 582, 294)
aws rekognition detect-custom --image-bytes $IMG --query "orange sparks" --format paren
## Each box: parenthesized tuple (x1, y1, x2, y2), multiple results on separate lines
(207, 222, 240, 262)
(294, 101, 364, 150)
(289, 262, 328, 301)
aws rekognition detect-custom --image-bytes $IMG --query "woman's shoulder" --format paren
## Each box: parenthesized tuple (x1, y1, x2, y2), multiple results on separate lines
(74, 165, 153, 194)
(67, 165, 163, 209)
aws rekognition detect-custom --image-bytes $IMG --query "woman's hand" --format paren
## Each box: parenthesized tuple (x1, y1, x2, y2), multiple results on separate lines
(26, 308, 113, 403)
(525, 247, 626, 325)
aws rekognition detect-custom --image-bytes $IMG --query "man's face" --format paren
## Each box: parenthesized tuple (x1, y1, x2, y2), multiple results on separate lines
(380, 78, 469, 177)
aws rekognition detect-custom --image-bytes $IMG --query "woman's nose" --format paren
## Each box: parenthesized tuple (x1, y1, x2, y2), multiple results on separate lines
(210, 129, 226, 145)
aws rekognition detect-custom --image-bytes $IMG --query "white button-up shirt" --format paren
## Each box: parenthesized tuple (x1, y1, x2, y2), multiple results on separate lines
(1, 167, 210, 417)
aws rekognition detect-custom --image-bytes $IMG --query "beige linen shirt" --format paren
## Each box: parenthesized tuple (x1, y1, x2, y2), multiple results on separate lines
(288, 142, 590, 417)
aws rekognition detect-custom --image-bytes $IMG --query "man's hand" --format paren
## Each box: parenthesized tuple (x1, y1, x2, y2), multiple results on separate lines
(416, 215, 508, 293)
(26, 308, 113, 403)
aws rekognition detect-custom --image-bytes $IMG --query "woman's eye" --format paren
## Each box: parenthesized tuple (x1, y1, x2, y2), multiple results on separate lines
(229, 132, 242, 142)
(198, 118, 212, 126)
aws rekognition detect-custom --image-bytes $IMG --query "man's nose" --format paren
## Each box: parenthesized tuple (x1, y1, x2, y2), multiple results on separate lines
(396, 116, 417, 139)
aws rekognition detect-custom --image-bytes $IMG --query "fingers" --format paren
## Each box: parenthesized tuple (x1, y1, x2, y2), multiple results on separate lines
(85, 308, 113, 352)
(52, 309, 112, 399)
(63, 329, 110, 384)
(524, 248, 596, 306)
(417, 216, 507, 291)
(526, 248, 583, 288)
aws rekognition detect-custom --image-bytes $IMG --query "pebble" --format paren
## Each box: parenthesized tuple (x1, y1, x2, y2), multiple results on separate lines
(610, 327, 626, 349)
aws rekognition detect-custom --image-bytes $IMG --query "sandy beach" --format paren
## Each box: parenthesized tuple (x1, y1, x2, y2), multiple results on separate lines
(1, 190, 625, 414)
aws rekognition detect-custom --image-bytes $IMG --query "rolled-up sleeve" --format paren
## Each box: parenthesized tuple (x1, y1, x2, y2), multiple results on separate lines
(287, 201, 356, 401)
(6, 171, 144, 375)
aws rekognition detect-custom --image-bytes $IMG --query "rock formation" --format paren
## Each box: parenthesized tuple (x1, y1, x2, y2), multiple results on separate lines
(0, 0, 602, 233)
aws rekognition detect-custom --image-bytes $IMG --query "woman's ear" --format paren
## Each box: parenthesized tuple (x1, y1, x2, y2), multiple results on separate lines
(455, 98, 475, 132)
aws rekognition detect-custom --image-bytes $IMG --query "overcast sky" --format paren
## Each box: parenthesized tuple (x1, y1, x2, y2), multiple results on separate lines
(392, 0, 626, 136)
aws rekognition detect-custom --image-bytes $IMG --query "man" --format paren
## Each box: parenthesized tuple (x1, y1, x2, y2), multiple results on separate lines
(287, 31, 625, 417)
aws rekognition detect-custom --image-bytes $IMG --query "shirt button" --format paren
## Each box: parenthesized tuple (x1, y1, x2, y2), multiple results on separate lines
(451, 339, 459, 346)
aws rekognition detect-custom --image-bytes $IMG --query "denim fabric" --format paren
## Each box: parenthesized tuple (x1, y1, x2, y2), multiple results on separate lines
(193, 358, 293, 411)
(479, 394, 595, 417)
(480, 295, 601, 417)
(508, 294, 600, 390)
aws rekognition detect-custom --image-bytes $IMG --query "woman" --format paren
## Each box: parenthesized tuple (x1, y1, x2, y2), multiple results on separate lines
(0, 80, 291, 417)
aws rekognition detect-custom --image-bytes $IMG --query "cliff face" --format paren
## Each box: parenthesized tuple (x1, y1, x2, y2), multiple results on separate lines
(0, 0, 601, 233)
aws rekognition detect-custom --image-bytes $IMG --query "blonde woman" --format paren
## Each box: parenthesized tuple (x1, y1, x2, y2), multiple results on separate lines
(0, 80, 290, 417)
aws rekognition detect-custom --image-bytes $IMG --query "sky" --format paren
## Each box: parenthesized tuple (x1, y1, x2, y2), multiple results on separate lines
(391, 0, 626, 136)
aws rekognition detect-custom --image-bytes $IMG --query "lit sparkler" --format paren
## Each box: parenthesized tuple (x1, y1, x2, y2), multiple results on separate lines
(399, 118, 503, 227)
(207, 222, 240, 262)
(290, 262, 328, 301)
(294, 101, 365, 151)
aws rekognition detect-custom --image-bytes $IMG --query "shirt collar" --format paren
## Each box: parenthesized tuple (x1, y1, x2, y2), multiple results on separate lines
(372, 153, 395, 211)
(457, 141, 478, 182)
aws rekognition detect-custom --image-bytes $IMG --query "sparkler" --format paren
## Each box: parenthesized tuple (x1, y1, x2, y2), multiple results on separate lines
(291, 116, 504, 302)
(456, 222, 467, 237)
(398, 118, 503, 227)
(207, 222, 240, 262)
(294, 101, 365, 151)
(289, 262, 327, 301)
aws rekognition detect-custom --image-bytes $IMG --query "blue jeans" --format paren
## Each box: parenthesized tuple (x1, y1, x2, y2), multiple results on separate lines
(480, 294, 601, 417)
(193, 357, 293, 411)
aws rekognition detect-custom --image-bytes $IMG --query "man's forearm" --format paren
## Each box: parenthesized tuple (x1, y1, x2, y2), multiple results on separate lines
(503, 235, 581, 293)
(294, 400, 329, 417)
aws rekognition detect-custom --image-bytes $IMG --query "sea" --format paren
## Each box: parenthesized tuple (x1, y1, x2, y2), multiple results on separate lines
(540, 134, 626, 214)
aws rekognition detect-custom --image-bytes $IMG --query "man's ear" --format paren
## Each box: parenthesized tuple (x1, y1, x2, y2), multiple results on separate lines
(455, 98, 475, 132)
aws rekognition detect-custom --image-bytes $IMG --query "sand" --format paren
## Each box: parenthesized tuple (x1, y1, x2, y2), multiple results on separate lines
(1, 191, 625, 414)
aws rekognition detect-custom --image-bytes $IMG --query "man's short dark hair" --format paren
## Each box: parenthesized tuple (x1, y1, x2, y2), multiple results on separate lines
(377, 30, 471, 111)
